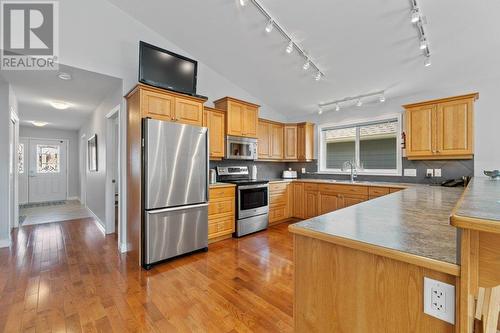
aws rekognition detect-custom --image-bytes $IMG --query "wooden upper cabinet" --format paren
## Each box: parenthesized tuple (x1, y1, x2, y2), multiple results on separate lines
(436, 99, 473, 157)
(297, 122, 315, 161)
(405, 104, 435, 158)
(204, 107, 225, 159)
(133, 84, 206, 125)
(284, 125, 298, 160)
(257, 120, 270, 158)
(270, 123, 284, 159)
(404, 93, 477, 160)
(214, 97, 260, 138)
(175, 97, 203, 126)
(141, 89, 175, 121)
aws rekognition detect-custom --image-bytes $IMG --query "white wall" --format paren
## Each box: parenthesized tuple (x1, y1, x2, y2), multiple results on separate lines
(288, 77, 500, 177)
(79, 87, 123, 229)
(0, 80, 19, 247)
(19, 126, 80, 199)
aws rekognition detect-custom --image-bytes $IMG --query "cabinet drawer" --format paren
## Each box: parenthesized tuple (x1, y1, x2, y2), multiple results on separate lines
(208, 216, 234, 238)
(368, 187, 390, 197)
(210, 186, 235, 199)
(304, 183, 318, 191)
(270, 182, 288, 192)
(333, 184, 368, 196)
(318, 184, 337, 194)
(208, 198, 234, 216)
(270, 206, 287, 223)
(270, 192, 287, 206)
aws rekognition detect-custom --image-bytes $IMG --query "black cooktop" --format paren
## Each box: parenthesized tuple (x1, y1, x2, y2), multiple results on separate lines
(223, 179, 269, 186)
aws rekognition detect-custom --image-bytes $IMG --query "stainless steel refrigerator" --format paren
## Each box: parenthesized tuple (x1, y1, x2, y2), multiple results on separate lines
(142, 119, 209, 269)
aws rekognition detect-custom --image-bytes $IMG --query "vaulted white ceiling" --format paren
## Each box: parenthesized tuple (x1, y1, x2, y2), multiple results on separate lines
(1, 64, 121, 130)
(108, 0, 500, 118)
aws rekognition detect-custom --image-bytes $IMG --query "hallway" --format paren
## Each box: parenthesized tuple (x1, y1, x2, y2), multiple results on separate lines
(0, 219, 294, 332)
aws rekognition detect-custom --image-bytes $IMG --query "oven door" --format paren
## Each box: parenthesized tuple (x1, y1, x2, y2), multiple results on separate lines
(237, 184, 269, 219)
(226, 137, 257, 160)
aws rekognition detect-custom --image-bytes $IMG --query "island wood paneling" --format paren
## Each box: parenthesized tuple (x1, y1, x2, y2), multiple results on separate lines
(294, 234, 457, 333)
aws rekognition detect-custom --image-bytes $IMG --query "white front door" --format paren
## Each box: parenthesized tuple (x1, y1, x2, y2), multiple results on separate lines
(18, 138, 29, 204)
(28, 139, 67, 203)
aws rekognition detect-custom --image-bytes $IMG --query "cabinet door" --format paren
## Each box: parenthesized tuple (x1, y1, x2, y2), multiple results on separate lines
(175, 98, 203, 126)
(284, 125, 298, 160)
(206, 111, 225, 158)
(435, 99, 473, 157)
(340, 195, 367, 209)
(257, 120, 271, 158)
(406, 105, 436, 158)
(243, 106, 258, 137)
(304, 190, 318, 219)
(318, 192, 340, 215)
(141, 90, 175, 121)
(293, 183, 305, 219)
(297, 123, 314, 161)
(270, 123, 284, 159)
(227, 101, 244, 136)
(297, 125, 306, 160)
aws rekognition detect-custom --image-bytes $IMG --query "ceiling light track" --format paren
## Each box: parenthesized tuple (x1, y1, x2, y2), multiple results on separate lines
(242, 0, 325, 80)
(318, 90, 386, 114)
(410, 0, 431, 66)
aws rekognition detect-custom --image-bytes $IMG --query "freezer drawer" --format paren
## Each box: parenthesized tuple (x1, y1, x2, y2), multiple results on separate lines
(145, 203, 208, 265)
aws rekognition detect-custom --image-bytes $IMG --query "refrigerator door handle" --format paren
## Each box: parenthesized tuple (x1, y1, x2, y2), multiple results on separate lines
(147, 203, 209, 215)
(206, 128, 210, 202)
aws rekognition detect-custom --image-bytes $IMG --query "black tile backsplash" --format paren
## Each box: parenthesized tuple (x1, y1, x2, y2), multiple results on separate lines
(211, 158, 474, 184)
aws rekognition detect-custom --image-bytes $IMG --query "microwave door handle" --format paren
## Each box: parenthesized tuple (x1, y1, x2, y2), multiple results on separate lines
(238, 184, 269, 190)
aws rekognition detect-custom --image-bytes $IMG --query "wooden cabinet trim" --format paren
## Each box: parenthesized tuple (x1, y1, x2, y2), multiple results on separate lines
(402, 92, 478, 109)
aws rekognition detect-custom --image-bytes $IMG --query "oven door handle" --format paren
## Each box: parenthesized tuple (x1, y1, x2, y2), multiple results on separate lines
(238, 184, 269, 190)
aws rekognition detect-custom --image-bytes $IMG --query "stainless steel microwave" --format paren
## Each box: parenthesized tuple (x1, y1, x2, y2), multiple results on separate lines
(226, 136, 258, 160)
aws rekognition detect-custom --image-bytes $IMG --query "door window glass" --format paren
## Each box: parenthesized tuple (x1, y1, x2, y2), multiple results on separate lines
(18, 143, 24, 174)
(37, 145, 60, 173)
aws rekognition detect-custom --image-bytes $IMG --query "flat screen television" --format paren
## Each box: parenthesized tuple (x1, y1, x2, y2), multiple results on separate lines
(139, 41, 198, 96)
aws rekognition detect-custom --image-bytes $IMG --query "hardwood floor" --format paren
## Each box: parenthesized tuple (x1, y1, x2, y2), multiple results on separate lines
(0, 218, 294, 332)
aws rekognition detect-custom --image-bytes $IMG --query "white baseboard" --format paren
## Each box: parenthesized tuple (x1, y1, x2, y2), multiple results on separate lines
(67, 196, 79, 201)
(86, 208, 106, 234)
(0, 238, 11, 248)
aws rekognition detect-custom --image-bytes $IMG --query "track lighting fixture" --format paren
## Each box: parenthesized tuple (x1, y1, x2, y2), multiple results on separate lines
(236, 0, 325, 81)
(318, 107, 323, 115)
(303, 59, 310, 70)
(318, 90, 386, 113)
(265, 19, 274, 33)
(410, 1, 432, 67)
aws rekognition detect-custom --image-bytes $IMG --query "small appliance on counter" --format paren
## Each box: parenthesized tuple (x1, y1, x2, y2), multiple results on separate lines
(282, 168, 298, 179)
(217, 166, 269, 237)
(209, 169, 217, 184)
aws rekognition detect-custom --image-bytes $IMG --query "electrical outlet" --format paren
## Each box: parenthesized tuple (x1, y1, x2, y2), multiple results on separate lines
(426, 169, 434, 178)
(434, 169, 442, 177)
(404, 168, 417, 177)
(301, 168, 306, 174)
(424, 277, 455, 324)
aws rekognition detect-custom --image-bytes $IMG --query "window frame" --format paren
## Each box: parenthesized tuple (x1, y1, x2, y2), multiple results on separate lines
(318, 114, 402, 176)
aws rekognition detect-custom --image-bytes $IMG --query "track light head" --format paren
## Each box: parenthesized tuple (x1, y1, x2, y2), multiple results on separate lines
(314, 71, 322, 81)
(239, 0, 248, 6)
(424, 57, 431, 67)
(318, 107, 323, 115)
(335, 103, 340, 111)
(356, 99, 363, 107)
(379, 94, 386, 103)
(410, 8, 421, 23)
(265, 19, 274, 33)
(419, 38, 428, 50)
(303, 59, 310, 70)
(286, 41, 293, 54)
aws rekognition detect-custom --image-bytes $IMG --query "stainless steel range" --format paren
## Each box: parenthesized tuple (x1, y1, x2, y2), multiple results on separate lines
(217, 166, 269, 237)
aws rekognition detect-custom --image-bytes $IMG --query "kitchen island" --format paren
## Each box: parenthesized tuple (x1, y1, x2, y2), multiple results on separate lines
(289, 183, 465, 332)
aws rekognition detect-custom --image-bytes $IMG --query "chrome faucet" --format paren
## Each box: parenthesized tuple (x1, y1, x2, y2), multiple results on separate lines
(342, 161, 357, 182)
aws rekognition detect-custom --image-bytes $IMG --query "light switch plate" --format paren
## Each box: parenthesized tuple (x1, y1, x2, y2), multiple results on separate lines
(426, 169, 434, 178)
(424, 277, 455, 324)
(434, 169, 442, 177)
(404, 168, 417, 177)
(301, 168, 306, 174)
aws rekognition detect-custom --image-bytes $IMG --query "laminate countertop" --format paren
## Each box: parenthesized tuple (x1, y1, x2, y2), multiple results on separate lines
(289, 184, 465, 274)
(209, 182, 236, 188)
(268, 178, 408, 188)
(451, 177, 500, 234)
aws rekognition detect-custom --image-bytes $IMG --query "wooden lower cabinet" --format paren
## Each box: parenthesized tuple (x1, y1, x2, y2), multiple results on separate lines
(292, 183, 305, 219)
(318, 192, 341, 215)
(304, 184, 319, 219)
(269, 182, 291, 225)
(208, 185, 235, 242)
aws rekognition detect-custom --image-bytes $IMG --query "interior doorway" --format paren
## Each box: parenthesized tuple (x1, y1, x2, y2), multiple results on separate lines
(105, 105, 121, 242)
